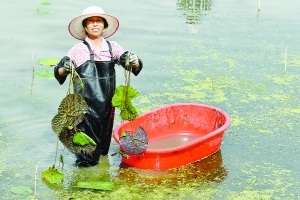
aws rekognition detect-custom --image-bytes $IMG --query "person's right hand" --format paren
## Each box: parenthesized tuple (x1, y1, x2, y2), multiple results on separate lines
(63, 61, 75, 75)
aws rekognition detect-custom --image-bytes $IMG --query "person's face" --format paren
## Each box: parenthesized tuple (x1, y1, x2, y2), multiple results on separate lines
(85, 16, 105, 39)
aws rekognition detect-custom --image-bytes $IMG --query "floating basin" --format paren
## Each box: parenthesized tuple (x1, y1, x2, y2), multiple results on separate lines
(113, 103, 230, 170)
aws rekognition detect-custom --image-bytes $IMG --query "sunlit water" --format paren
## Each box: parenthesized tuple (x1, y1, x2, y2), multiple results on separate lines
(1, 0, 300, 199)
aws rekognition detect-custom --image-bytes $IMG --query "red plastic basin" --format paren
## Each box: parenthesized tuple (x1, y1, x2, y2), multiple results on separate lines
(113, 103, 230, 170)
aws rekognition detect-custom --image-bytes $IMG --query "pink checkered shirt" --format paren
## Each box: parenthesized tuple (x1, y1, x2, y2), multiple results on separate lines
(66, 37, 125, 67)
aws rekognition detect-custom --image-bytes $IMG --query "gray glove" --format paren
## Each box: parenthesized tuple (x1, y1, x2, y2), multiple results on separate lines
(129, 53, 139, 66)
(63, 61, 75, 75)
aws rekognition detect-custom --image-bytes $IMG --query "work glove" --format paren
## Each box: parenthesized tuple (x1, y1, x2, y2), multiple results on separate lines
(129, 53, 139, 66)
(63, 60, 75, 75)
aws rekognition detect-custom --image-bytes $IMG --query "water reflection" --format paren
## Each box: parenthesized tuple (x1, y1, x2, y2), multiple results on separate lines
(176, 0, 212, 24)
(116, 150, 227, 187)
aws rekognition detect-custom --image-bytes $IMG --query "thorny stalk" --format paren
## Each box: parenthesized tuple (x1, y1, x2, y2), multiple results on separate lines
(284, 47, 288, 72)
(34, 165, 38, 199)
(54, 136, 59, 166)
(122, 52, 135, 130)
(30, 47, 34, 74)
(53, 61, 84, 167)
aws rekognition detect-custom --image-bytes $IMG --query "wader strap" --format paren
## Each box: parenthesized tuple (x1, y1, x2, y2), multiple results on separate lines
(83, 40, 113, 61)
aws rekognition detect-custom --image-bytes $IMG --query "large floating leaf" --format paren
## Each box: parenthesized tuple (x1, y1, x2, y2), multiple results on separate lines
(40, 2, 52, 6)
(76, 181, 114, 190)
(11, 186, 33, 195)
(38, 58, 59, 66)
(119, 126, 148, 154)
(34, 69, 54, 79)
(52, 94, 88, 135)
(42, 166, 64, 184)
(112, 85, 140, 120)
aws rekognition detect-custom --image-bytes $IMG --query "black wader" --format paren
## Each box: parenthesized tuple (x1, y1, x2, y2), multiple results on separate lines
(54, 41, 143, 167)
(55, 41, 116, 166)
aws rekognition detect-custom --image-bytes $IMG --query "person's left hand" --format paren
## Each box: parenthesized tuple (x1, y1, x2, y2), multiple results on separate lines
(129, 53, 139, 66)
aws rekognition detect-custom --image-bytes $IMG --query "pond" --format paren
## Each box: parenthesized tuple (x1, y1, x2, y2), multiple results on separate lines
(1, 0, 300, 199)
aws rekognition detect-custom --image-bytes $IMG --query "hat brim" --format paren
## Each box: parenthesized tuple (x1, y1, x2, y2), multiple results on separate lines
(68, 13, 119, 40)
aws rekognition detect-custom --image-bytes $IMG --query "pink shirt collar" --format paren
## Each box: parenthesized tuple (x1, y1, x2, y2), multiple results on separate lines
(84, 36, 111, 59)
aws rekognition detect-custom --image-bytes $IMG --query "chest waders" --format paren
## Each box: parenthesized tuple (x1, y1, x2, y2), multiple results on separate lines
(54, 41, 143, 167)
(74, 41, 116, 166)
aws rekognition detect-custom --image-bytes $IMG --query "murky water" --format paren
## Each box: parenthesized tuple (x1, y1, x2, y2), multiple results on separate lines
(1, 0, 300, 199)
(148, 134, 201, 149)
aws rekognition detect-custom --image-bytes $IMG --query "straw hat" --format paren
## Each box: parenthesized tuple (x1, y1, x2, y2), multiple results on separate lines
(68, 6, 119, 40)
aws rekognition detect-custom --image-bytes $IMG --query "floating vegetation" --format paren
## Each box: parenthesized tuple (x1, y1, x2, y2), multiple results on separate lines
(119, 126, 148, 155)
(42, 166, 64, 184)
(37, 2, 56, 16)
(34, 69, 54, 79)
(11, 186, 33, 195)
(112, 85, 139, 120)
(38, 58, 60, 66)
(40, 2, 52, 6)
(37, 11, 51, 16)
(76, 181, 114, 190)
(52, 94, 88, 135)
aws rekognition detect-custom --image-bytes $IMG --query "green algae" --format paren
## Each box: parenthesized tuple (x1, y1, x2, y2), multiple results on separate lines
(76, 181, 114, 190)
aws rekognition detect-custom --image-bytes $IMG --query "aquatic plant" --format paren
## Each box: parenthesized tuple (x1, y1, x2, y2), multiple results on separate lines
(119, 126, 148, 155)
(111, 53, 149, 158)
(41, 166, 64, 184)
(38, 58, 60, 66)
(11, 186, 33, 195)
(51, 94, 87, 135)
(112, 85, 140, 120)
(34, 69, 54, 79)
(73, 131, 96, 146)
(76, 181, 114, 190)
(40, 2, 52, 6)
(112, 52, 140, 121)
(43, 61, 94, 184)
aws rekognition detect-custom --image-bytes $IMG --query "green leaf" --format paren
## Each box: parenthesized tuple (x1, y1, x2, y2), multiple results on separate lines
(40, 2, 52, 6)
(120, 132, 127, 137)
(73, 132, 96, 146)
(112, 85, 140, 120)
(51, 94, 88, 135)
(41, 166, 64, 184)
(76, 181, 114, 190)
(34, 69, 54, 79)
(11, 186, 33, 195)
(38, 58, 59, 66)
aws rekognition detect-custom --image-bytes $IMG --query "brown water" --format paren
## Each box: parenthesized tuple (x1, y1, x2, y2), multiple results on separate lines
(147, 134, 201, 149)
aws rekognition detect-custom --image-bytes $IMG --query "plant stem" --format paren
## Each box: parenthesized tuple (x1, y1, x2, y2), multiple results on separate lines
(34, 165, 38, 199)
(31, 46, 34, 75)
(54, 135, 59, 166)
(284, 47, 288, 72)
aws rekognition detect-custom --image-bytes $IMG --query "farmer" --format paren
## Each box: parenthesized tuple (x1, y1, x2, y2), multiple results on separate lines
(54, 6, 143, 166)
